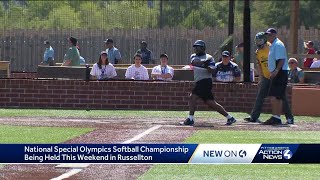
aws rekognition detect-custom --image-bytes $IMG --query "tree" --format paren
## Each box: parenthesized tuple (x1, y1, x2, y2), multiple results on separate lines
(47, 4, 81, 29)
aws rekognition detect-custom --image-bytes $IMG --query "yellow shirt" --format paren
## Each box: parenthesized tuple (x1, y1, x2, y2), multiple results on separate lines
(256, 44, 271, 79)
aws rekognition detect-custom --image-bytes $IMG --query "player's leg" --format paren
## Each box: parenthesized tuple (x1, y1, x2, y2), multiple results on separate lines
(181, 78, 216, 126)
(282, 94, 294, 124)
(180, 93, 200, 126)
(245, 77, 270, 122)
(205, 100, 236, 125)
(188, 94, 200, 119)
(263, 70, 287, 125)
(271, 97, 282, 116)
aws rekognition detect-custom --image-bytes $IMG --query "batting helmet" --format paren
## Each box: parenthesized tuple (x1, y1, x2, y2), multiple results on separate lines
(255, 32, 267, 49)
(193, 40, 206, 47)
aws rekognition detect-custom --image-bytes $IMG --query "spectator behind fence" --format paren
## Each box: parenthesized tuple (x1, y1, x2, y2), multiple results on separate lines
(288, 58, 304, 83)
(90, 51, 117, 80)
(151, 53, 174, 81)
(303, 40, 316, 68)
(125, 53, 149, 80)
(233, 42, 244, 71)
(136, 41, 153, 64)
(104, 38, 121, 64)
(213, 51, 241, 82)
(310, 50, 320, 68)
(41, 40, 55, 66)
(62, 37, 80, 66)
(76, 45, 86, 65)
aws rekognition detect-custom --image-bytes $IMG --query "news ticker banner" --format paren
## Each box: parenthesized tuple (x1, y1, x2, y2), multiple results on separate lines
(0, 144, 319, 164)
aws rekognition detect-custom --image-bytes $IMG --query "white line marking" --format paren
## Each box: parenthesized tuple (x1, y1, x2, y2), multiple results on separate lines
(51, 125, 162, 180)
(51, 169, 82, 180)
(122, 125, 162, 144)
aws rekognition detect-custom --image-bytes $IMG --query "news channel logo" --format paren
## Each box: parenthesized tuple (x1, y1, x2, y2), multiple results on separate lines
(203, 149, 247, 158)
(258, 147, 292, 160)
(283, 149, 293, 160)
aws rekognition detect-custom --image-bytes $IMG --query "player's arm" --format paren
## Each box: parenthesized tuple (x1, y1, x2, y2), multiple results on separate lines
(298, 71, 305, 83)
(270, 59, 284, 78)
(257, 60, 263, 81)
(191, 59, 205, 66)
(151, 67, 161, 78)
(234, 75, 241, 82)
(206, 65, 215, 73)
(233, 66, 241, 82)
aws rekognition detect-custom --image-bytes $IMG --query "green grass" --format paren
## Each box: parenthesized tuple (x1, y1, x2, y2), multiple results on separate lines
(0, 109, 319, 122)
(141, 164, 320, 180)
(140, 130, 320, 180)
(188, 130, 320, 144)
(0, 125, 93, 143)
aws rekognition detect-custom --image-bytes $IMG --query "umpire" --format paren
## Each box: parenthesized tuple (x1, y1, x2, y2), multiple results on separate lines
(263, 28, 292, 125)
(180, 40, 236, 126)
(244, 32, 294, 124)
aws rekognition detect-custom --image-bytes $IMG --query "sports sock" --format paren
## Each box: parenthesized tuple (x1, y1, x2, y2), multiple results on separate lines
(226, 114, 232, 119)
(188, 115, 194, 121)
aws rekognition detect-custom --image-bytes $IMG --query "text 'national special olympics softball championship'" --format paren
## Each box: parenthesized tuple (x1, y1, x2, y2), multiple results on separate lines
(0, 144, 319, 164)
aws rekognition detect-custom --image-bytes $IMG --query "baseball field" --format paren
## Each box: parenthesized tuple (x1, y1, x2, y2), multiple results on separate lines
(0, 108, 319, 179)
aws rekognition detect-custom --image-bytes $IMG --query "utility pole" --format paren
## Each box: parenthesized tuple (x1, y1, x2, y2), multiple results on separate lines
(159, 0, 163, 29)
(226, 0, 235, 54)
(243, 0, 251, 82)
(289, 0, 299, 61)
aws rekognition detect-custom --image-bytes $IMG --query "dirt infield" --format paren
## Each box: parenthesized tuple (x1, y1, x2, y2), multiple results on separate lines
(0, 117, 319, 180)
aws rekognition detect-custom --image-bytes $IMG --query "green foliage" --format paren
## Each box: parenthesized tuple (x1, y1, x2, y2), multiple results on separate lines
(3, 1, 28, 29)
(300, 0, 320, 28)
(79, 1, 103, 30)
(47, 4, 81, 29)
(0, 0, 320, 30)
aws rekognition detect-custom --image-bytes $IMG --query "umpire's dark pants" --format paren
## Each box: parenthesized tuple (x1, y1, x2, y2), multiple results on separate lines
(251, 77, 293, 120)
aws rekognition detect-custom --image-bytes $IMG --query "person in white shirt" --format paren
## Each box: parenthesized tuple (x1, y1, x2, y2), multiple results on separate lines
(125, 53, 149, 80)
(151, 53, 174, 81)
(41, 40, 54, 66)
(310, 51, 320, 68)
(90, 51, 117, 80)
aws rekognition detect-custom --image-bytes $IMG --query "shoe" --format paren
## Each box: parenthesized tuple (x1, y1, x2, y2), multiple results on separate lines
(244, 117, 260, 123)
(286, 118, 294, 125)
(179, 118, 194, 126)
(226, 117, 237, 125)
(263, 117, 282, 125)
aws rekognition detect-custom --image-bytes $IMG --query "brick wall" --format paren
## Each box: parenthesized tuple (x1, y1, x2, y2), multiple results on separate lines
(0, 79, 292, 113)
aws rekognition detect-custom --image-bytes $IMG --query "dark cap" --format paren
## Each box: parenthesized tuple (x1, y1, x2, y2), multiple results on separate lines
(68, 37, 77, 45)
(100, 51, 108, 55)
(140, 41, 147, 45)
(265, 28, 277, 34)
(222, 50, 230, 57)
(44, 40, 50, 45)
(160, 53, 168, 59)
(104, 39, 114, 44)
(193, 40, 206, 47)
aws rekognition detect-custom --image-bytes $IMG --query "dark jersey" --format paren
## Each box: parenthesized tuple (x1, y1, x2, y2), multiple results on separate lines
(213, 61, 241, 82)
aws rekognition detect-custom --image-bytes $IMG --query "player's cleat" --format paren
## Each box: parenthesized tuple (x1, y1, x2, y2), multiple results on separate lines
(179, 118, 194, 126)
(244, 117, 261, 123)
(286, 118, 294, 125)
(262, 117, 282, 125)
(225, 117, 237, 125)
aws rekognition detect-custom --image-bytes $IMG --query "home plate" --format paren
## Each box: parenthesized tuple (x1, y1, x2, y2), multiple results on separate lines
(56, 163, 90, 168)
